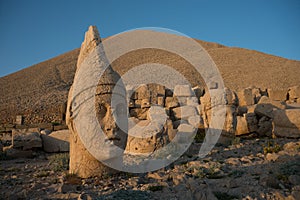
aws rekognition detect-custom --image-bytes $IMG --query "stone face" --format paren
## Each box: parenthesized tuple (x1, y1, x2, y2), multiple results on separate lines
(200, 89, 236, 144)
(12, 131, 42, 150)
(200, 89, 227, 110)
(172, 106, 198, 120)
(268, 88, 287, 101)
(66, 26, 127, 178)
(41, 130, 70, 153)
(238, 88, 254, 106)
(125, 119, 168, 154)
(173, 85, 193, 97)
(273, 109, 300, 138)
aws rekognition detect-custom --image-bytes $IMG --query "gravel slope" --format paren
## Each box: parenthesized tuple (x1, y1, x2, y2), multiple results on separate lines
(0, 37, 299, 124)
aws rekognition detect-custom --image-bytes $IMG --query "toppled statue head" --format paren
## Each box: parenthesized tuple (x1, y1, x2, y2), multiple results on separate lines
(67, 25, 128, 178)
(95, 66, 128, 150)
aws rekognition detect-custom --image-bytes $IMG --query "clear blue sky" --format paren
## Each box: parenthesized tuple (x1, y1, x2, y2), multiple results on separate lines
(0, 0, 299, 77)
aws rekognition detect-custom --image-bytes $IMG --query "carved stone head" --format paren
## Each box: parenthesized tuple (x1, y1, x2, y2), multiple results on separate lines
(95, 66, 128, 150)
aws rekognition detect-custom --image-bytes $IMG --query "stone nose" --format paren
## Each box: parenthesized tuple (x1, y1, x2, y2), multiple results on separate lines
(105, 125, 120, 140)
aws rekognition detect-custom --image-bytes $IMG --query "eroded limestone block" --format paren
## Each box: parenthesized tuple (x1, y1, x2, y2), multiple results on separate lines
(268, 88, 288, 101)
(223, 106, 237, 134)
(166, 119, 177, 141)
(12, 131, 42, 150)
(136, 84, 151, 100)
(187, 97, 199, 107)
(200, 89, 227, 110)
(157, 96, 165, 106)
(273, 109, 300, 135)
(289, 86, 300, 100)
(41, 130, 70, 153)
(176, 124, 196, 144)
(236, 113, 258, 135)
(252, 87, 262, 104)
(174, 85, 193, 97)
(257, 116, 272, 137)
(273, 109, 300, 138)
(147, 105, 167, 123)
(165, 97, 179, 109)
(148, 84, 165, 105)
(225, 88, 238, 106)
(236, 116, 248, 136)
(273, 127, 300, 138)
(245, 113, 258, 133)
(188, 115, 204, 129)
(238, 88, 254, 106)
(172, 106, 198, 120)
(255, 96, 286, 118)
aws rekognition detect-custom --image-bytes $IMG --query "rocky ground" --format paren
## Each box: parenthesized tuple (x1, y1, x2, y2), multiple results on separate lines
(1, 137, 299, 200)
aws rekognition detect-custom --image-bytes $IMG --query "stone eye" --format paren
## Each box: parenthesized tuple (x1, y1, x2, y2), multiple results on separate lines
(97, 103, 108, 117)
